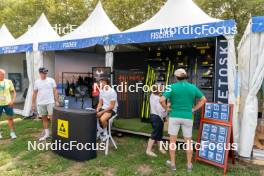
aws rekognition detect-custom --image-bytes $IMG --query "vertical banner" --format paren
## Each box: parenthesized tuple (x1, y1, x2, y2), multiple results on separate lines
(214, 37, 228, 103)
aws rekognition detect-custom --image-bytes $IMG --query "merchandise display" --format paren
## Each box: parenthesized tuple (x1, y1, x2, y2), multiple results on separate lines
(136, 44, 215, 122)
(61, 72, 93, 109)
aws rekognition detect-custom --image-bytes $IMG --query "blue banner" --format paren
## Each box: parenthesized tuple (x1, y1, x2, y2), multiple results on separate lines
(109, 20, 236, 45)
(214, 37, 228, 103)
(38, 36, 106, 51)
(0, 44, 33, 54)
(252, 16, 264, 33)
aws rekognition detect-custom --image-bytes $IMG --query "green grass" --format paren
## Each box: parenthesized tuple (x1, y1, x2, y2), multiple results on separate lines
(0, 118, 262, 176)
(113, 118, 199, 141)
(0, 114, 21, 122)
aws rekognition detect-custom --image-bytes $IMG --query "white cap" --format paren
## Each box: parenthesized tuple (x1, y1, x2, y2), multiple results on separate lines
(174, 68, 187, 77)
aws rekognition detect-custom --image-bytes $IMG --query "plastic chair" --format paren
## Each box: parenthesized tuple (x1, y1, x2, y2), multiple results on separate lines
(105, 114, 118, 155)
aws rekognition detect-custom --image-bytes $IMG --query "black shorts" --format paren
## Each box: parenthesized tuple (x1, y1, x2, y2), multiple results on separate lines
(99, 108, 116, 117)
(0, 105, 14, 117)
(150, 114, 164, 141)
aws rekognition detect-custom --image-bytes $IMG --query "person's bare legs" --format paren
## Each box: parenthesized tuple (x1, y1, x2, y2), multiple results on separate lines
(158, 141, 166, 154)
(39, 115, 50, 141)
(184, 137, 193, 166)
(100, 112, 112, 128)
(169, 135, 177, 166)
(7, 117, 15, 131)
(42, 116, 49, 129)
(146, 139, 157, 157)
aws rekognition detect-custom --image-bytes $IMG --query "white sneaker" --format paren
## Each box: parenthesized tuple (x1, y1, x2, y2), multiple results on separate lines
(39, 134, 49, 141)
(0, 132, 3, 139)
(100, 129, 108, 142)
(10, 132, 17, 139)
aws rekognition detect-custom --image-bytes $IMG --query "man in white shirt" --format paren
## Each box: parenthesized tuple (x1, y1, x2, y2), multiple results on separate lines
(32, 67, 59, 141)
(96, 78, 118, 129)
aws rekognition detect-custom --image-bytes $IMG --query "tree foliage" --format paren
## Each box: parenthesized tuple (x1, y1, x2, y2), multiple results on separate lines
(0, 0, 263, 43)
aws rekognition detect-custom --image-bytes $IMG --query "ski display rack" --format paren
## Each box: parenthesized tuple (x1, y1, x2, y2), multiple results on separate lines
(140, 45, 215, 125)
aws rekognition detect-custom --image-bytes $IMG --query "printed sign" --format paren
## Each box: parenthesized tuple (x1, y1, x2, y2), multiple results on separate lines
(195, 102, 234, 175)
(57, 119, 69, 138)
(204, 103, 229, 121)
(214, 37, 228, 103)
(199, 123, 228, 165)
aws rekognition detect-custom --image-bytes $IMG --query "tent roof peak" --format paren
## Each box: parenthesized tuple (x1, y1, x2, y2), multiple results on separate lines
(125, 0, 220, 32)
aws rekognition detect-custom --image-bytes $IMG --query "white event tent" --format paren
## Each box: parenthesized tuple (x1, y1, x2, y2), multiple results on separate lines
(0, 13, 60, 116)
(0, 24, 31, 115)
(0, 24, 15, 46)
(38, 1, 120, 70)
(109, 0, 238, 142)
(238, 16, 264, 157)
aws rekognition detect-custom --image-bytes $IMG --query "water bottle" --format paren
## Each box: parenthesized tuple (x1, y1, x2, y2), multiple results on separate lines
(64, 100, 69, 109)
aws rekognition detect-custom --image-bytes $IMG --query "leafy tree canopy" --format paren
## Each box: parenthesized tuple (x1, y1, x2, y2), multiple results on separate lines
(0, 0, 263, 43)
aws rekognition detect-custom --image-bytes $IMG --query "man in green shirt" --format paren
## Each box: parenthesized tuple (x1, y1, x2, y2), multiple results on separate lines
(160, 68, 207, 172)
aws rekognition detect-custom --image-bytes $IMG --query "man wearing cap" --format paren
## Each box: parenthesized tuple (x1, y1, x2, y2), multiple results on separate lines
(160, 68, 207, 172)
(32, 67, 59, 141)
(0, 69, 17, 139)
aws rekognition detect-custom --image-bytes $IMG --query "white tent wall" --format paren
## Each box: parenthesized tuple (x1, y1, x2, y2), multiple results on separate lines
(22, 51, 44, 117)
(238, 20, 264, 157)
(0, 53, 28, 114)
(225, 35, 239, 145)
(54, 52, 105, 83)
(236, 23, 252, 151)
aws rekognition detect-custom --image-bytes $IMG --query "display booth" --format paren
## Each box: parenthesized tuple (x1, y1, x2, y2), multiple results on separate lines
(238, 16, 264, 158)
(108, 0, 238, 134)
(0, 14, 59, 117)
(38, 2, 120, 110)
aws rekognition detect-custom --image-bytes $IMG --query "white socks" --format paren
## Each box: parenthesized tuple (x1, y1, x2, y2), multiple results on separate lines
(44, 129, 50, 136)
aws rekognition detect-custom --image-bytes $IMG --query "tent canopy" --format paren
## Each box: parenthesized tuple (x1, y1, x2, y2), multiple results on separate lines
(110, 0, 236, 45)
(0, 13, 59, 54)
(126, 0, 219, 32)
(15, 13, 60, 46)
(0, 24, 15, 46)
(38, 2, 120, 51)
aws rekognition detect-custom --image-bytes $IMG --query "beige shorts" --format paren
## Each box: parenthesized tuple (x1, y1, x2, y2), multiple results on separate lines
(37, 103, 55, 116)
(168, 118, 193, 138)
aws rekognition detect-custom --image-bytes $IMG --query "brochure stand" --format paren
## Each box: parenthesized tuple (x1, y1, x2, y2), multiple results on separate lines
(195, 102, 235, 175)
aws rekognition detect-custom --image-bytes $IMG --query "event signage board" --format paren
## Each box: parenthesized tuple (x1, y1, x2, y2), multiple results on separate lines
(214, 37, 228, 103)
(195, 102, 234, 175)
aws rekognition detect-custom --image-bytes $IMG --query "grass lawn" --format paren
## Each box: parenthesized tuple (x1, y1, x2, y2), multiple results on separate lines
(113, 118, 199, 141)
(0, 118, 262, 176)
(0, 114, 21, 122)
